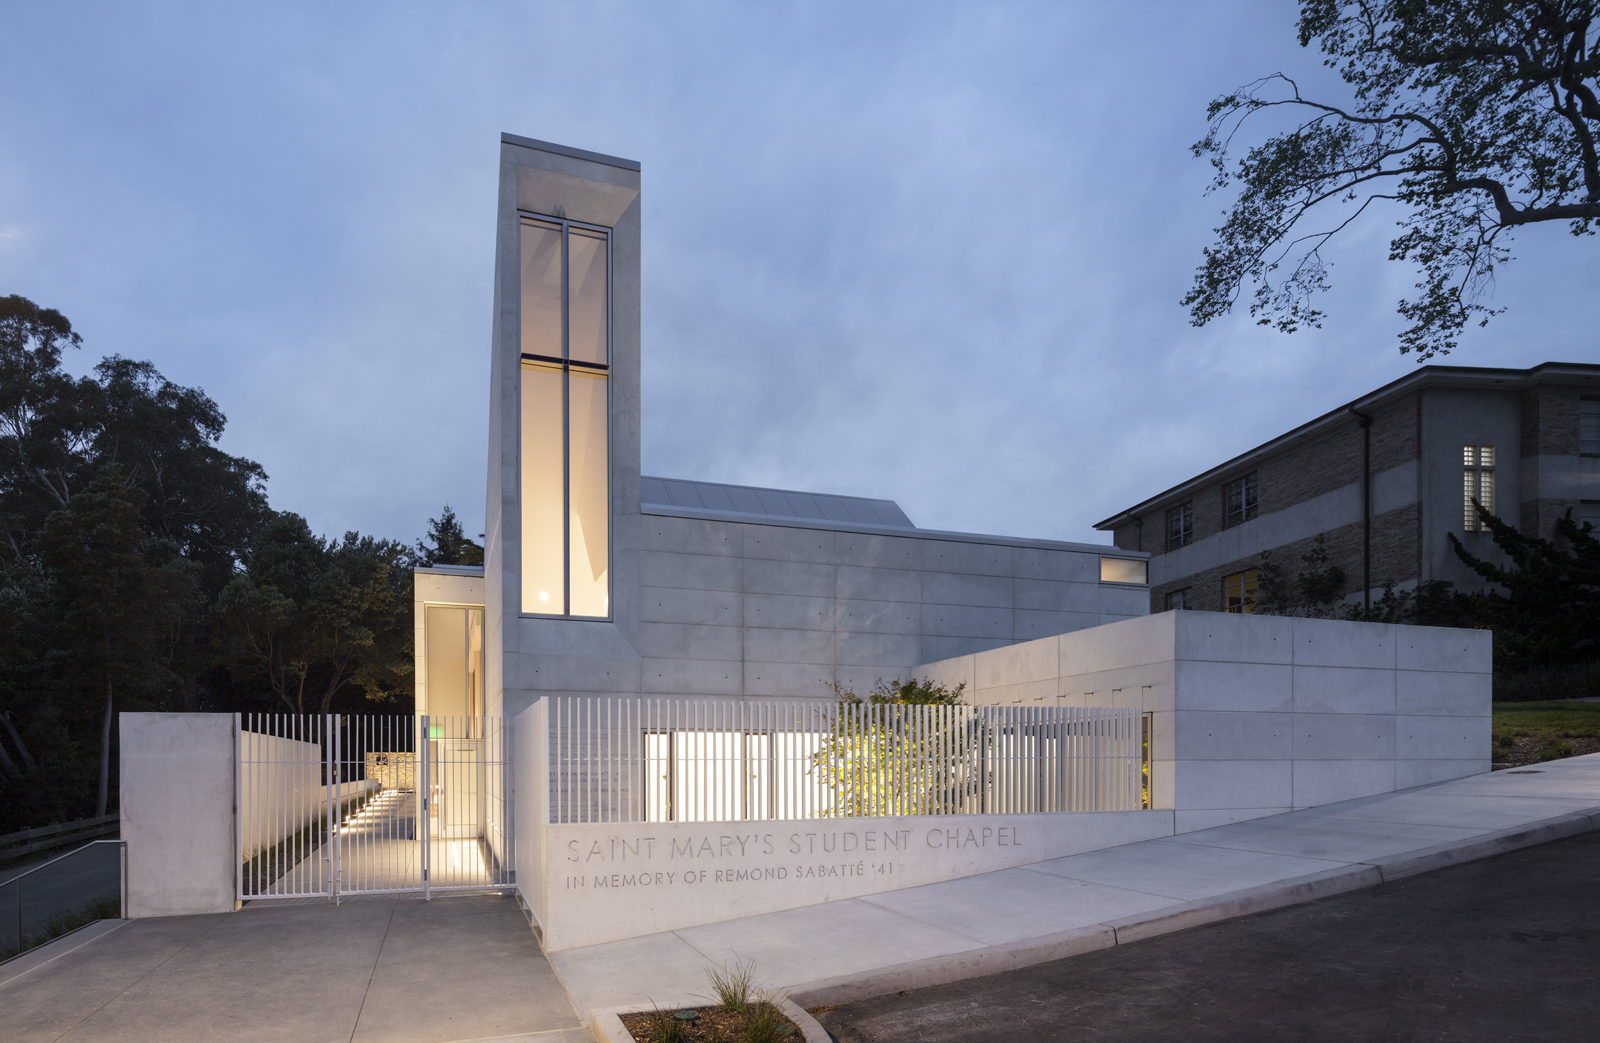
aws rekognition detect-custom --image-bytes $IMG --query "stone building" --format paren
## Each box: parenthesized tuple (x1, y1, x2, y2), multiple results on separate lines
(1094, 362, 1600, 616)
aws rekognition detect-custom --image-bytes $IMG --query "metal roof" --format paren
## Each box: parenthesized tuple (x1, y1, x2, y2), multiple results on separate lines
(641, 476, 916, 530)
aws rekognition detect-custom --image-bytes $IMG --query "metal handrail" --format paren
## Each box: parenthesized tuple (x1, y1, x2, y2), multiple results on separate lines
(3, 838, 127, 957)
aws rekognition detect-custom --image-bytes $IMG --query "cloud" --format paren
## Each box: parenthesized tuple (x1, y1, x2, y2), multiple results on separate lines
(1, 2, 1592, 547)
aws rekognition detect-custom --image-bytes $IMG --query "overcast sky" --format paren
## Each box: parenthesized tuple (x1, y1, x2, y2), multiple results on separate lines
(3, 2, 1594, 549)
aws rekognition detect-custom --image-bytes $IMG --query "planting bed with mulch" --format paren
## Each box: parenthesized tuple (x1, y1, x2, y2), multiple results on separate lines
(619, 1002, 799, 1043)
(1493, 734, 1600, 769)
(1491, 700, 1600, 768)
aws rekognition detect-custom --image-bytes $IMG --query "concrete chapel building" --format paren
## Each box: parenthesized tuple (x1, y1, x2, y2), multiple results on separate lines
(119, 136, 1493, 955)
(414, 134, 1154, 726)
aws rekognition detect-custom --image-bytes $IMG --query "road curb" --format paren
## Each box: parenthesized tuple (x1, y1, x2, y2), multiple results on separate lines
(787, 807, 1600, 1010)
(1106, 864, 1384, 945)
(1367, 809, 1600, 882)
(790, 924, 1115, 1008)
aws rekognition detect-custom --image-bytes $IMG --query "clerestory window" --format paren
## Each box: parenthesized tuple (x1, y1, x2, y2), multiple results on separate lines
(520, 215, 610, 618)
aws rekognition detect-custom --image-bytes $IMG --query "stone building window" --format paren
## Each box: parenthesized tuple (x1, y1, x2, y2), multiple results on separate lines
(520, 214, 611, 618)
(1462, 445, 1495, 531)
(1223, 569, 1257, 613)
(1580, 501, 1600, 533)
(1581, 399, 1600, 455)
(1222, 473, 1257, 527)
(1166, 588, 1192, 611)
(1166, 502, 1193, 550)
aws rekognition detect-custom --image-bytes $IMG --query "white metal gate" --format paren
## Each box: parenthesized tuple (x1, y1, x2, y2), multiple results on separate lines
(236, 714, 512, 903)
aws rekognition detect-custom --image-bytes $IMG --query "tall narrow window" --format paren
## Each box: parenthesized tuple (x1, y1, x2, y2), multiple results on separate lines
(1223, 473, 1257, 527)
(1462, 445, 1495, 531)
(520, 216, 610, 617)
(1166, 501, 1193, 550)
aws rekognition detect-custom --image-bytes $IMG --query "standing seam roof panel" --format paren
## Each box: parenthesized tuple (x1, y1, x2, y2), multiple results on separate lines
(639, 476, 917, 530)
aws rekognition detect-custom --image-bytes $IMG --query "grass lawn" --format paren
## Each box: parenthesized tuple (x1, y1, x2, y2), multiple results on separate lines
(1491, 700, 1600, 766)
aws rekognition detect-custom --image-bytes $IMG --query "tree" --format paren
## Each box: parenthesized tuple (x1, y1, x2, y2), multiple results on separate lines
(91, 356, 269, 598)
(1185, 1, 1600, 358)
(213, 513, 413, 714)
(1252, 534, 1348, 617)
(0, 295, 94, 553)
(415, 505, 483, 566)
(36, 468, 197, 815)
(0, 556, 90, 831)
(826, 677, 967, 706)
(0, 296, 267, 595)
(814, 677, 970, 816)
(1449, 504, 1600, 667)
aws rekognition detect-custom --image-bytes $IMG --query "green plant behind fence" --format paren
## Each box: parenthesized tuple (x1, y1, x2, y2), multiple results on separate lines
(811, 678, 981, 817)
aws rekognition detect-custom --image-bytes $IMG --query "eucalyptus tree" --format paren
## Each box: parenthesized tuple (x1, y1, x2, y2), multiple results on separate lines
(37, 469, 198, 816)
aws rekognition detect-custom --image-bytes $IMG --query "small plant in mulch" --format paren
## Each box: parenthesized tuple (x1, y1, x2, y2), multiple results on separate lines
(620, 960, 799, 1043)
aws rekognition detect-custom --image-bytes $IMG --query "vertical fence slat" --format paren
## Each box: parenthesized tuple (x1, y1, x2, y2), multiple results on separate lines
(536, 698, 1142, 825)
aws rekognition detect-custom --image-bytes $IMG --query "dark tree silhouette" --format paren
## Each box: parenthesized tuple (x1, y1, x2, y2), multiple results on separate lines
(1186, 1, 1600, 358)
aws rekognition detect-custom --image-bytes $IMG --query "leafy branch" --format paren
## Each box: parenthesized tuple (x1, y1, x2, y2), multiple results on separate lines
(1186, 1, 1600, 358)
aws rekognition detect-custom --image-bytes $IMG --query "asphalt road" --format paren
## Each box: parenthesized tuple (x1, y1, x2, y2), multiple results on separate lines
(816, 830, 1600, 1043)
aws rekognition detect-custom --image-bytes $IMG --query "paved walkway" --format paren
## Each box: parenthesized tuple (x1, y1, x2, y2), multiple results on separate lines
(5, 757, 1598, 1041)
(0, 895, 589, 1043)
(549, 755, 1600, 1019)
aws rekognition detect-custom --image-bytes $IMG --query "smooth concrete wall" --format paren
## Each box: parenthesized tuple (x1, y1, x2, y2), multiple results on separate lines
(237, 732, 318, 859)
(237, 734, 380, 858)
(535, 809, 1173, 950)
(120, 713, 235, 917)
(513, 700, 551, 932)
(496, 513, 1148, 716)
(486, 138, 642, 724)
(916, 612, 1492, 833)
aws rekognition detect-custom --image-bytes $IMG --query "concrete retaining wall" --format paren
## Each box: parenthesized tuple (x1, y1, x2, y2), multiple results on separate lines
(120, 713, 235, 917)
(534, 808, 1174, 951)
(916, 612, 1492, 832)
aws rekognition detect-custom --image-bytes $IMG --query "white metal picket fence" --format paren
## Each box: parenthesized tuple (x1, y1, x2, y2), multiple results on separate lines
(236, 714, 512, 903)
(543, 698, 1147, 824)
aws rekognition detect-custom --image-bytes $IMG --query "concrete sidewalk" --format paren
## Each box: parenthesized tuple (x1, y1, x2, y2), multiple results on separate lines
(0, 895, 590, 1043)
(549, 755, 1600, 1020)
